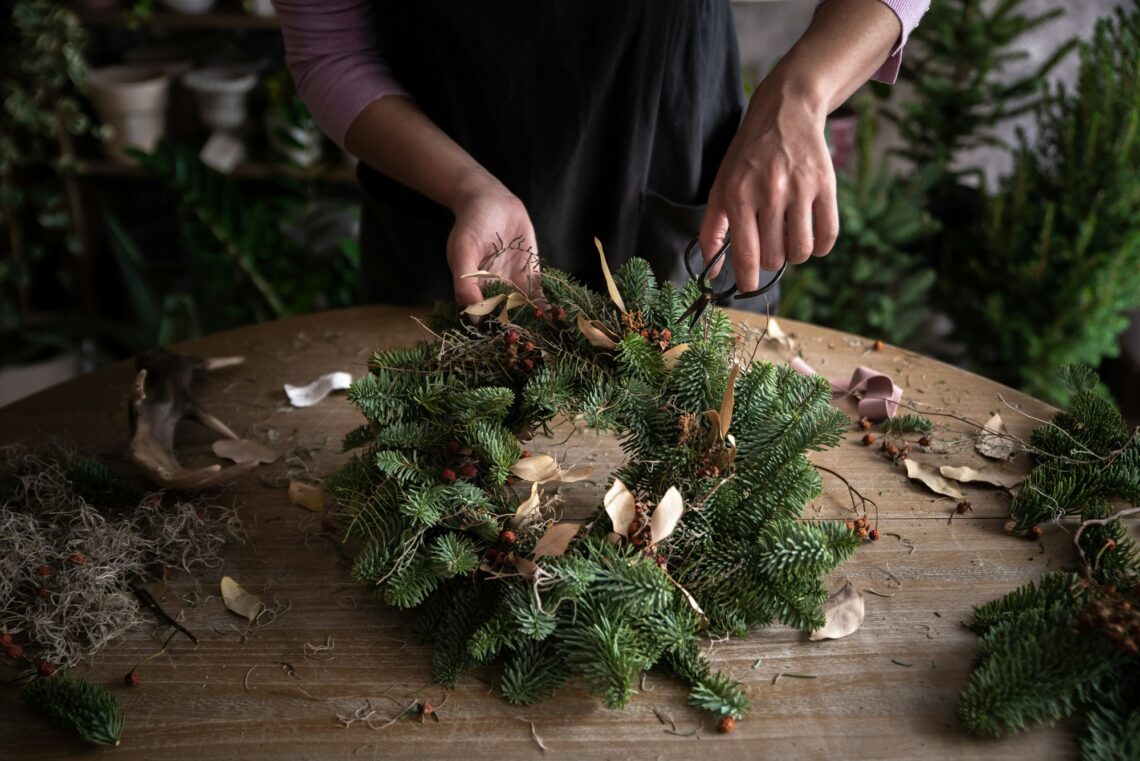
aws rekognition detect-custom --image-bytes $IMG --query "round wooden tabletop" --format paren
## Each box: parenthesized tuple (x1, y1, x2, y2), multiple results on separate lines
(0, 305, 1092, 759)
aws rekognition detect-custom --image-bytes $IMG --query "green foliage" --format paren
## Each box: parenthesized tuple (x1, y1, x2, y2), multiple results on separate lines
(23, 675, 124, 747)
(129, 141, 358, 334)
(781, 98, 940, 347)
(332, 259, 860, 721)
(958, 365, 1140, 757)
(880, 414, 934, 436)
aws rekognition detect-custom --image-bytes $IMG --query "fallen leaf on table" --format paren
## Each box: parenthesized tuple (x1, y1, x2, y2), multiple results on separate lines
(976, 413, 1017, 460)
(509, 454, 594, 485)
(284, 372, 353, 408)
(939, 464, 1023, 489)
(532, 522, 580, 559)
(904, 459, 965, 500)
(220, 575, 264, 622)
(810, 579, 865, 641)
(211, 438, 278, 465)
(763, 317, 795, 349)
(288, 480, 326, 512)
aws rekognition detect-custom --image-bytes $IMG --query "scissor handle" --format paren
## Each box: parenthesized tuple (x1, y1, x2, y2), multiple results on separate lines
(683, 234, 788, 300)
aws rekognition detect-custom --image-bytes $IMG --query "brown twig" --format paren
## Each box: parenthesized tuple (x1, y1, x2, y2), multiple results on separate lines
(132, 585, 198, 644)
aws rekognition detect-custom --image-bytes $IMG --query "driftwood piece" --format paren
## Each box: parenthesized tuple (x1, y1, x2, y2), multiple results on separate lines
(129, 348, 255, 490)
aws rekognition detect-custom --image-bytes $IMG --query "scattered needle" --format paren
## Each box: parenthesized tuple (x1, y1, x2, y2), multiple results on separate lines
(891, 659, 913, 667)
(516, 718, 547, 752)
(244, 665, 257, 691)
(772, 672, 817, 685)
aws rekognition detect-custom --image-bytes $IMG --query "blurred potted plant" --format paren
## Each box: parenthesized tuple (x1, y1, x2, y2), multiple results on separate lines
(1, 1, 104, 404)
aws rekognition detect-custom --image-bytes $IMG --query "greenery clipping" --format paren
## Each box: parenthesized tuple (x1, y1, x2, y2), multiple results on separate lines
(329, 256, 857, 720)
(957, 366, 1140, 757)
(23, 675, 124, 747)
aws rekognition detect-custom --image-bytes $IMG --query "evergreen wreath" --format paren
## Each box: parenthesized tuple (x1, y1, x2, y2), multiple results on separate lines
(329, 247, 860, 722)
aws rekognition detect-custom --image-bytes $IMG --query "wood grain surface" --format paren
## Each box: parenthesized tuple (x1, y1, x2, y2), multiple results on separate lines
(1, 305, 1128, 760)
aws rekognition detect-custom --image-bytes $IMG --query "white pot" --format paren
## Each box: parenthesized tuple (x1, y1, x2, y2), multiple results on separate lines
(244, 0, 276, 17)
(183, 66, 259, 132)
(0, 352, 82, 409)
(160, 0, 217, 14)
(87, 64, 171, 163)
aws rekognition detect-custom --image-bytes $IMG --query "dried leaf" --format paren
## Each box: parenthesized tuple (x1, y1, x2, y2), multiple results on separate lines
(497, 291, 530, 323)
(667, 574, 708, 626)
(703, 410, 723, 450)
(288, 480, 326, 511)
(460, 270, 502, 280)
(220, 576, 264, 622)
(510, 454, 561, 483)
(605, 479, 636, 538)
(904, 459, 965, 500)
(650, 487, 684, 546)
(576, 313, 618, 349)
(977, 413, 1017, 460)
(461, 293, 507, 316)
(513, 482, 543, 526)
(720, 364, 739, 438)
(532, 522, 580, 559)
(512, 556, 539, 579)
(595, 237, 626, 313)
(661, 343, 690, 369)
(939, 465, 1024, 489)
(211, 438, 278, 465)
(284, 371, 353, 407)
(764, 317, 794, 348)
(810, 579, 865, 641)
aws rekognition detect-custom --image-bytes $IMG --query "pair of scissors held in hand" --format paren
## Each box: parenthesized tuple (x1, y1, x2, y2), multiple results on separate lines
(680, 234, 788, 328)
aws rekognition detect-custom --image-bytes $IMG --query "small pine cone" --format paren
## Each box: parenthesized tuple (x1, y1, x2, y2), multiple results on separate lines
(856, 526, 869, 539)
(861, 434, 876, 446)
(660, 328, 672, 342)
(499, 530, 518, 546)
(717, 716, 736, 734)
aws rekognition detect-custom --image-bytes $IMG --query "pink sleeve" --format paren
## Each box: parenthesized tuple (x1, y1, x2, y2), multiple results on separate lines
(272, 0, 409, 149)
(868, 0, 931, 84)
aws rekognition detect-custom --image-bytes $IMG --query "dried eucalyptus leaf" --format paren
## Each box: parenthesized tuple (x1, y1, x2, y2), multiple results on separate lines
(605, 479, 636, 538)
(514, 482, 543, 525)
(462, 294, 507, 316)
(904, 459, 965, 500)
(211, 438, 277, 465)
(661, 343, 690, 369)
(220, 576, 264, 622)
(650, 487, 684, 546)
(809, 579, 864, 641)
(595, 237, 626, 313)
(976, 413, 1017, 460)
(498, 291, 530, 323)
(939, 464, 1023, 489)
(510, 454, 561, 483)
(553, 464, 594, 483)
(720, 364, 739, 438)
(512, 556, 539, 579)
(532, 522, 580, 558)
(288, 480, 326, 511)
(576, 314, 618, 349)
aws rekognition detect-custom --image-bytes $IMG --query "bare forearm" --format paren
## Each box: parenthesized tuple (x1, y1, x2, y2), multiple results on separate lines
(765, 0, 903, 119)
(344, 95, 504, 212)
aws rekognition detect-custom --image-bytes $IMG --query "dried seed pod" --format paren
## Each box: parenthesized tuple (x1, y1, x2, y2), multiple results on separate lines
(551, 306, 566, 321)
(717, 716, 736, 734)
(861, 434, 876, 446)
(34, 564, 53, 578)
(499, 530, 517, 546)
(873, 340, 885, 351)
(918, 436, 931, 447)
(869, 528, 880, 541)
(956, 501, 973, 514)
(1027, 526, 1043, 540)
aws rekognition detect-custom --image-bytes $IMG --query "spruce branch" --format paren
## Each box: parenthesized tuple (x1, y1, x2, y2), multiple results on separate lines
(23, 675, 124, 747)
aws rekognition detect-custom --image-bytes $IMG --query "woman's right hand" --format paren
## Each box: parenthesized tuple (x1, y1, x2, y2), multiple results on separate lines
(447, 182, 542, 308)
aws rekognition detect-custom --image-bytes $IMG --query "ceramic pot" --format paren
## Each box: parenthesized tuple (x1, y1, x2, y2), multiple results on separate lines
(183, 66, 259, 132)
(0, 351, 82, 408)
(160, 0, 216, 14)
(87, 64, 171, 163)
(244, 0, 276, 17)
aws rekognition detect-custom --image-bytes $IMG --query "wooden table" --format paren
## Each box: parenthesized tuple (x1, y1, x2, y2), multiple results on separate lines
(0, 305, 1113, 759)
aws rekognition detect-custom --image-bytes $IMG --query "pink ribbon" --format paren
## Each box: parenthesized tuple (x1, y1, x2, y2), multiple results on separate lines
(789, 358, 902, 421)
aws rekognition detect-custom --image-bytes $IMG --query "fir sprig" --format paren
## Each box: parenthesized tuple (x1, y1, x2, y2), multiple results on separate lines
(23, 675, 124, 747)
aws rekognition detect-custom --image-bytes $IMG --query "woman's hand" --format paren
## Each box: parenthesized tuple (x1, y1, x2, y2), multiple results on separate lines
(447, 183, 542, 307)
(700, 78, 838, 292)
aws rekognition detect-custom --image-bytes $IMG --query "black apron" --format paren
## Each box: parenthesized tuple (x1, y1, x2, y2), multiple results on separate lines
(357, 0, 757, 305)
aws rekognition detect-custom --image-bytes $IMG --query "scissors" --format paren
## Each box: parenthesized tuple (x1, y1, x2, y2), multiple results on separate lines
(679, 234, 788, 328)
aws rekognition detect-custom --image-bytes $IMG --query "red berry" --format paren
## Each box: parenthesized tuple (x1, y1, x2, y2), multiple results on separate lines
(873, 340, 885, 351)
(655, 555, 667, 567)
(1028, 526, 1043, 540)
(858, 417, 873, 431)
(533, 308, 545, 320)
(885, 444, 900, 458)
(856, 526, 869, 539)
(0, 633, 11, 647)
(34, 564, 52, 578)
(459, 463, 478, 479)
(522, 450, 532, 458)
(36, 661, 55, 677)
(861, 434, 876, 446)
(522, 358, 535, 372)
(440, 468, 457, 483)
(551, 307, 566, 321)
(37, 587, 50, 599)
(717, 716, 736, 734)
(124, 670, 140, 687)
(918, 436, 932, 447)
(523, 341, 535, 353)
(5, 644, 23, 659)
(499, 530, 517, 546)
(504, 330, 519, 345)
(485, 548, 502, 564)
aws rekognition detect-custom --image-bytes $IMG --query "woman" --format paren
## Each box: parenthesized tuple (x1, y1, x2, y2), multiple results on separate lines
(274, 0, 928, 307)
